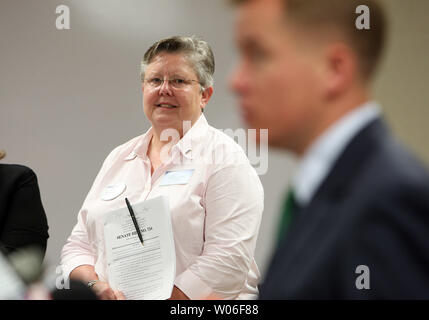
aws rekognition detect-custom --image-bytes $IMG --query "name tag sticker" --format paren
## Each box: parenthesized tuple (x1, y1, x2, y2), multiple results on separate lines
(101, 182, 126, 201)
(160, 169, 195, 186)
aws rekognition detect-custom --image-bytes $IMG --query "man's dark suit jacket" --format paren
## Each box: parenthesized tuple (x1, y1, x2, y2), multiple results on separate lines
(260, 119, 429, 299)
(0, 164, 49, 256)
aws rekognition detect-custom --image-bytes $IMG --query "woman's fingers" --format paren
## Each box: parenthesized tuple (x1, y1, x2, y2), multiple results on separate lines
(92, 281, 117, 300)
(99, 287, 116, 300)
(114, 290, 126, 300)
(103, 288, 117, 300)
(90, 281, 126, 300)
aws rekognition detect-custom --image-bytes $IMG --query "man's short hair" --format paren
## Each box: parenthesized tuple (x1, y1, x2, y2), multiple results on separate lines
(231, 0, 387, 80)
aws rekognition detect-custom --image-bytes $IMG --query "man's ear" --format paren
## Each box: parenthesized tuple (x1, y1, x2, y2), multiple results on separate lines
(323, 43, 357, 99)
(200, 86, 214, 110)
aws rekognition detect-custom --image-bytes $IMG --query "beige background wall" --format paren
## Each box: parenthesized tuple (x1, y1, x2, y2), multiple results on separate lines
(1, 0, 428, 280)
(375, 0, 429, 162)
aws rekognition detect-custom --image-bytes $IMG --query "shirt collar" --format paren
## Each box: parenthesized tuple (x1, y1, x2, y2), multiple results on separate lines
(124, 114, 209, 161)
(292, 101, 381, 207)
(172, 113, 208, 160)
(124, 127, 153, 161)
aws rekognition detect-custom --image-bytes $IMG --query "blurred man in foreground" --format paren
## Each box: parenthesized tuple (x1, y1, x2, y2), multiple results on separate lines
(230, 0, 429, 299)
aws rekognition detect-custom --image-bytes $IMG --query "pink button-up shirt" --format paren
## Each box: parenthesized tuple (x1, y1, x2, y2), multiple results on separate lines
(61, 114, 263, 299)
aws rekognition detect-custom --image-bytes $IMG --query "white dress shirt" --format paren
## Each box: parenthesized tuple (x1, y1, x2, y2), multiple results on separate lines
(293, 101, 381, 207)
(61, 114, 264, 300)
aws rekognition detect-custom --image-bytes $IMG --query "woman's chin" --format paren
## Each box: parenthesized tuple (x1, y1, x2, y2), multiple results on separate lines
(151, 114, 180, 130)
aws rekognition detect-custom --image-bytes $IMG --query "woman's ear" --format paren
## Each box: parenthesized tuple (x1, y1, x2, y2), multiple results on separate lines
(200, 86, 214, 110)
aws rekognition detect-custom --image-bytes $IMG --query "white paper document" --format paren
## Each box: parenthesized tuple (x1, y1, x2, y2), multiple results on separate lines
(103, 195, 176, 300)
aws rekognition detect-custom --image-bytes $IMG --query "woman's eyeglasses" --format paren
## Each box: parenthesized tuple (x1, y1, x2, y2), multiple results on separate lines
(144, 77, 201, 89)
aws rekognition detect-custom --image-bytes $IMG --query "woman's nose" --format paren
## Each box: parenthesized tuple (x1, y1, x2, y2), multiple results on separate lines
(158, 79, 173, 96)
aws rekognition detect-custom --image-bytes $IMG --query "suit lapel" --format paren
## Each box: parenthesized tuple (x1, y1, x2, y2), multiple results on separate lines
(281, 119, 387, 245)
(262, 119, 391, 297)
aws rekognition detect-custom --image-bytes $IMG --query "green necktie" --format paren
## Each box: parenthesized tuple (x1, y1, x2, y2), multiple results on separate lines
(277, 190, 297, 243)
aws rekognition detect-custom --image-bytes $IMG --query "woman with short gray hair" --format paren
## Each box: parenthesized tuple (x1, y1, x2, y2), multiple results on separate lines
(61, 36, 263, 300)
(141, 36, 215, 90)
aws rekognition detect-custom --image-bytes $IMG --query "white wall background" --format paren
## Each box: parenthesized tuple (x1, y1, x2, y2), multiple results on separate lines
(1, 0, 428, 282)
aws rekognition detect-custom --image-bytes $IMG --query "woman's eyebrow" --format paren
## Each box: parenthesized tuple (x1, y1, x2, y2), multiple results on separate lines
(171, 74, 186, 78)
(146, 71, 188, 78)
(146, 72, 161, 77)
